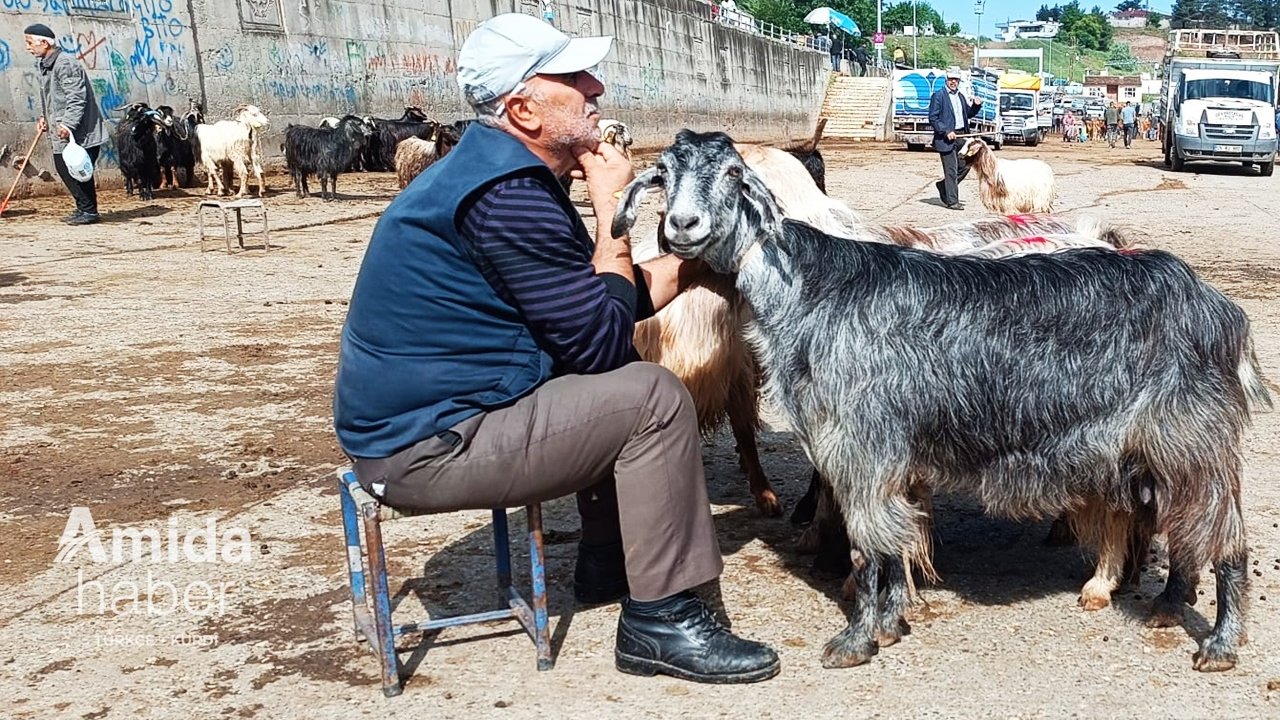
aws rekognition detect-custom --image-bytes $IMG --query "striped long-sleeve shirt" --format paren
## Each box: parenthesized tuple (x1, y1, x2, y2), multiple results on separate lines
(460, 175, 653, 376)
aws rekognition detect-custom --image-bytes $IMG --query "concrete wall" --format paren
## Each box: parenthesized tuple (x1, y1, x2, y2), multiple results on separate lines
(0, 0, 826, 194)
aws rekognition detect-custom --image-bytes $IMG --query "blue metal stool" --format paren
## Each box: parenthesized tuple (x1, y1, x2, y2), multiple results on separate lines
(336, 468, 553, 697)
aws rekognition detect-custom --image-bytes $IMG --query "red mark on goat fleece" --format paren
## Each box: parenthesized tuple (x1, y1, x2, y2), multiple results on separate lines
(1018, 235, 1049, 244)
(1005, 214, 1034, 226)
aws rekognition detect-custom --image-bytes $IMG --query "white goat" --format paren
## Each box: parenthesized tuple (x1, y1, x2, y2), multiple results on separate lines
(959, 138, 1055, 214)
(394, 136, 437, 189)
(196, 105, 270, 198)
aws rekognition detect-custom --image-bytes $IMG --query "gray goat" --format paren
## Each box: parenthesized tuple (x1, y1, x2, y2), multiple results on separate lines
(612, 130, 1271, 673)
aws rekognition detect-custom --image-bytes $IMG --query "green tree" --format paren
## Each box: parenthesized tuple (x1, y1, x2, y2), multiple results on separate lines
(948, 21, 961, 35)
(1115, 0, 1144, 11)
(882, 1, 945, 34)
(1106, 42, 1137, 69)
(1146, 10, 1168, 26)
(1070, 13, 1113, 49)
(1037, 4, 1061, 21)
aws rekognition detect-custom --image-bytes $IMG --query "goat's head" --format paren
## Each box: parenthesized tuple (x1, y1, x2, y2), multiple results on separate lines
(959, 137, 989, 159)
(232, 105, 270, 129)
(155, 105, 176, 128)
(340, 114, 375, 141)
(403, 106, 428, 122)
(612, 130, 781, 273)
(121, 102, 151, 121)
(599, 119, 633, 156)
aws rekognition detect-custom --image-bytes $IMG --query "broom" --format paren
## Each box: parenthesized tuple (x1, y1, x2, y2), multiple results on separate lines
(0, 128, 46, 218)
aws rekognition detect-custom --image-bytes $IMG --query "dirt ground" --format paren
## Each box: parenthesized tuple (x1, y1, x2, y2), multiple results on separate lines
(2, 136, 1279, 719)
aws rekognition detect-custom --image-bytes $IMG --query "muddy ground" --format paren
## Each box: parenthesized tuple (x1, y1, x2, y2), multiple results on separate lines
(2, 137, 1279, 719)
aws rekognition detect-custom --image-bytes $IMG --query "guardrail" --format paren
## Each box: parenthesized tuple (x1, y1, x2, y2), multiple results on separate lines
(697, 2, 892, 77)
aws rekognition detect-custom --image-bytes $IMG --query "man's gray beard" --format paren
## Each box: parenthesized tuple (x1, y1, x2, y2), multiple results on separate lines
(547, 102, 601, 151)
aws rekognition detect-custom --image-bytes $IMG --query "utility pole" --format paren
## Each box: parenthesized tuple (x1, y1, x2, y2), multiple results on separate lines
(912, 0, 918, 69)
(974, 0, 986, 68)
(877, 0, 883, 68)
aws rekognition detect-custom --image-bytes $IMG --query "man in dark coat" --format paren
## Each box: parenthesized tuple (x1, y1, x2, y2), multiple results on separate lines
(927, 68, 983, 209)
(23, 22, 108, 224)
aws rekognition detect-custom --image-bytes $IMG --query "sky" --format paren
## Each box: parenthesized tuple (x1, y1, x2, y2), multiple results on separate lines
(922, 0, 1174, 37)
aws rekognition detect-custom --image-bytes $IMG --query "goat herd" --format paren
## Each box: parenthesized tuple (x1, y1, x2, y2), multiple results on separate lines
(620, 131, 1270, 676)
(110, 101, 636, 204)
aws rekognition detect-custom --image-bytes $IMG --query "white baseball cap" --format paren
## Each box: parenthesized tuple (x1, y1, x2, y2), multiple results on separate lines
(457, 14, 614, 105)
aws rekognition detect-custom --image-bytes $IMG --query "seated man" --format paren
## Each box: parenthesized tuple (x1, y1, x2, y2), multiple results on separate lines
(332, 13, 780, 685)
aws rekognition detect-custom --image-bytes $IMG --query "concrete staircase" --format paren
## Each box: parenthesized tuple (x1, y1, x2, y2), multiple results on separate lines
(819, 75, 892, 141)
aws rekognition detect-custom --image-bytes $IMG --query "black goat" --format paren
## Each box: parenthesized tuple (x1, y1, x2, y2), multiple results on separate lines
(284, 115, 373, 200)
(155, 104, 201, 189)
(113, 102, 162, 201)
(359, 107, 429, 171)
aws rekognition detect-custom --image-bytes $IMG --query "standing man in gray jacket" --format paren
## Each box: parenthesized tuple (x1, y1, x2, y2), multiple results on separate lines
(24, 23, 108, 225)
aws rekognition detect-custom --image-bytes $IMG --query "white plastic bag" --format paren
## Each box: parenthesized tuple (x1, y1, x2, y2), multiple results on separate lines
(61, 127, 94, 182)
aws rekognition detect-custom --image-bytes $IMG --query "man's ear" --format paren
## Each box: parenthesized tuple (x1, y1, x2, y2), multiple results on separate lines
(505, 92, 542, 134)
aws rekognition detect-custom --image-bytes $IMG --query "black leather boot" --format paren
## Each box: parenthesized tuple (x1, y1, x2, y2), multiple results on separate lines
(573, 540, 629, 605)
(615, 591, 780, 684)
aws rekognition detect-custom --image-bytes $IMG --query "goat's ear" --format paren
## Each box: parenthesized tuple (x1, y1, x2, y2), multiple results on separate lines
(611, 167, 661, 239)
(741, 170, 782, 233)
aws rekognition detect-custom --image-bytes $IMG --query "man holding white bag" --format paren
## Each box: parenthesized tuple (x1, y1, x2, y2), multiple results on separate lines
(24, 22, 107, 225)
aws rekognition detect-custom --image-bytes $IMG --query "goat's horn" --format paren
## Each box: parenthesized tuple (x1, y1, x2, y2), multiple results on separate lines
(611, 167, 662, 240)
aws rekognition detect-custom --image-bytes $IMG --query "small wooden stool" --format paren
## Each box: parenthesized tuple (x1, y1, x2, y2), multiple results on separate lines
(198, 199, 271, 253)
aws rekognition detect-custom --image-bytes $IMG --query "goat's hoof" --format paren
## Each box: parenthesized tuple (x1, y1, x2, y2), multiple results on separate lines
(821, 627, 877, 668)
(1192, 639, 1238, 672)
(754, 489, 783, 518)
(795, 525, 821, 555)
(1078, 586, 1112, 611)
(1146, 592, 1187, 628)
(874, 618, 910, 647)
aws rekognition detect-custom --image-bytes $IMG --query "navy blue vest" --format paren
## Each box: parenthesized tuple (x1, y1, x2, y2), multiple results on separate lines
(333, 124, 563, 459)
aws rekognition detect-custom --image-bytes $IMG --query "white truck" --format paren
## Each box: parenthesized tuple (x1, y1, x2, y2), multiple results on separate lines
(997, 73, 1044, 146)
(1161, 29, 1280, 176)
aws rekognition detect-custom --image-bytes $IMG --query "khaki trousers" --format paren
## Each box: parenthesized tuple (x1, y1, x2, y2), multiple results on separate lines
(352, 362, 724, 601)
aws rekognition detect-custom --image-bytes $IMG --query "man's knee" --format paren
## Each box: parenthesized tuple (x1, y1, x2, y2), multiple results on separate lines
(613, 362, 697, 427)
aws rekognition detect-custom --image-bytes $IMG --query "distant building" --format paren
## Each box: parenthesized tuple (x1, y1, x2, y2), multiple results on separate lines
(994, 20, 1060, 41)
(1108, 9, 1170, 29)
(1083, 72, 1143, 102)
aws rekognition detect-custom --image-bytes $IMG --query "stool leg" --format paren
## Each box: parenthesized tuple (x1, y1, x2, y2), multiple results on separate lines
(235, 208, 245, 250)
(361, 502, 402, 697)
(492, 508, 512, 607)
(337, 476, 367, 643)
(526, 504, 553, 671)
(261, 209, 270, 252)
(222, 208, 233, 253)
(198, 209, 207, 252)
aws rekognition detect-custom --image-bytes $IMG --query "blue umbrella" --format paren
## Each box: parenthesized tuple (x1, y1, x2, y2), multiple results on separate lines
(803, 7, 861, 36)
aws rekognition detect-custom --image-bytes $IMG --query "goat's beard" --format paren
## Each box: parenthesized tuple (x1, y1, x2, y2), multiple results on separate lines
(544, 101, 601, 152)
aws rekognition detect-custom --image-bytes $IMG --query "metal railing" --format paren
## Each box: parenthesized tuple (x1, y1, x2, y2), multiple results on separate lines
(699, 2, 820, 49)
(696, 2, 893, 77)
